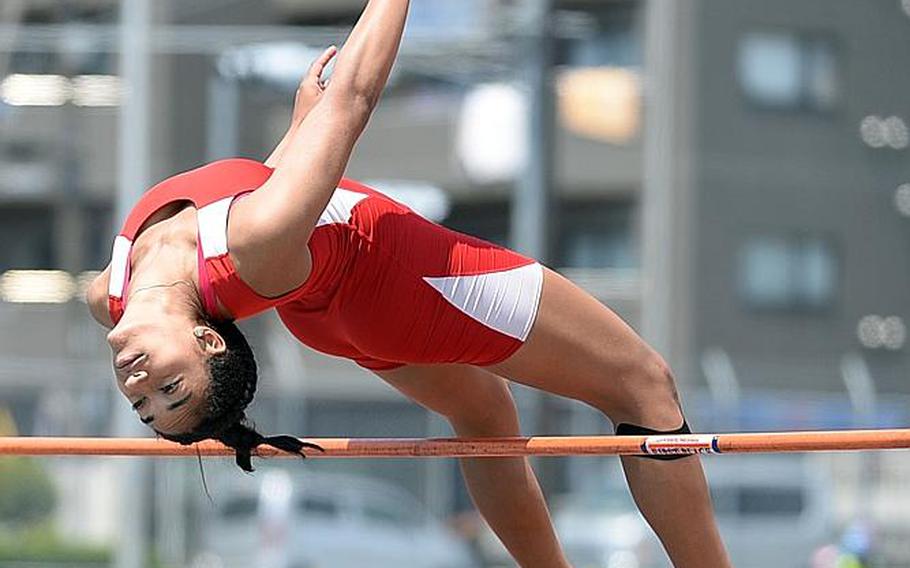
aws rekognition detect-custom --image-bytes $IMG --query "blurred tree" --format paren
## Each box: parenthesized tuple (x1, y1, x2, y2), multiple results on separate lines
(0, 408, 17, 437)
(0, 458, 57, 526)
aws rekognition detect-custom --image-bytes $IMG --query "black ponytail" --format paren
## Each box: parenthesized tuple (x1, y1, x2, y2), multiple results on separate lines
(215, 421, 323, 473)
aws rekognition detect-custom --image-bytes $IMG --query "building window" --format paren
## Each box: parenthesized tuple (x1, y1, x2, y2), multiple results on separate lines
(0, 206, 55, 271)
(737, 31, 838, 111)
(556, 2, 642, 68)
(738, 235, 838, 312)
(558, 200, 636, 269)
(86, 205, 114, 270)
(443, 200, 510, 247)
(8, 50, 114, 76)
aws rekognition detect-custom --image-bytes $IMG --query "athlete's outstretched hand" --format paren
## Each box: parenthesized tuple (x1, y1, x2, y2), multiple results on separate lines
(291, 45, 337, 126)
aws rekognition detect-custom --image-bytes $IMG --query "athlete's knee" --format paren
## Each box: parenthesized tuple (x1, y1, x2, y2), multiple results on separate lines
(594, 350, 683, 429)
(643, 352, 680, 403)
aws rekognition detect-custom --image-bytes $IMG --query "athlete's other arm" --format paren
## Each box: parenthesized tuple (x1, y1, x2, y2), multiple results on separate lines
(86, 265, 115, 329)
(264, 45, 337, 168)
(230, 0, 409, 295)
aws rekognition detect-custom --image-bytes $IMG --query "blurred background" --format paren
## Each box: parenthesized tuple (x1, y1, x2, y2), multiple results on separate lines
(0, 0, 908, 567)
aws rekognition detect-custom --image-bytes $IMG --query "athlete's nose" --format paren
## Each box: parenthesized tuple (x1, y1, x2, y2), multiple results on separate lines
(124, 370, 149, 389)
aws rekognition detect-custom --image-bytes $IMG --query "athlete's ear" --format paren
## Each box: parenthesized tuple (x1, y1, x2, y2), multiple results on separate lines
(193, 326, 227, 356)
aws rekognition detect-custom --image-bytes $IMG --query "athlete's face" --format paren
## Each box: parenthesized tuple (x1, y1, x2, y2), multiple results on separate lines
(106, 317, 225, 435)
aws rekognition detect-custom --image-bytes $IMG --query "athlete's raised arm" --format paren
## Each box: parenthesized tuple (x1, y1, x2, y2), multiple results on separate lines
(229, 0, 409, 294)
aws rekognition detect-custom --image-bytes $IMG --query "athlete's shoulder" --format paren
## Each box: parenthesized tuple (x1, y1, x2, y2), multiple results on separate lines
(336, 178, 409, 209)
(337, 177, 377, 195)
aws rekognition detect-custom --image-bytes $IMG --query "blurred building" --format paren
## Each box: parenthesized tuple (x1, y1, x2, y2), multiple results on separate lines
(673, 0, 910, 398)
(1, 0, 909, 561)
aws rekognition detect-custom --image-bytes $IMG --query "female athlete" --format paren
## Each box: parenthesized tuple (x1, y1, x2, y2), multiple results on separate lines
(87, 1, 731, 566)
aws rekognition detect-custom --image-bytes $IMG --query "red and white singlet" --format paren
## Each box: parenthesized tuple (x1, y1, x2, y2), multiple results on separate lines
(107, 159, 543, 371)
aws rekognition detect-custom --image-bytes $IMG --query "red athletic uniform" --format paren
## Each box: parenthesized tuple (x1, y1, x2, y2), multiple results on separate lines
(108, 159, 543, 371)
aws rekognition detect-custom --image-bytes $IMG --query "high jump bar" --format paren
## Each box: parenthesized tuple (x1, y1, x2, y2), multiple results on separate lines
(3, 429, 910, 458)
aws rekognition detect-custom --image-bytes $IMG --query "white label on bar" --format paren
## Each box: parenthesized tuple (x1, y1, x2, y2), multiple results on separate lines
(642, 435, 720, 456)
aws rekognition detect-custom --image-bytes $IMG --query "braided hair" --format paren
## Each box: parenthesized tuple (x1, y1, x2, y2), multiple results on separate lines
(159, 319, 322, 471)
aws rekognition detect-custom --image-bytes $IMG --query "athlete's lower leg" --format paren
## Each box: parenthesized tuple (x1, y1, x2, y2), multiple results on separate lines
(620, 453, 728, 568)
(374, 365, 570, 568)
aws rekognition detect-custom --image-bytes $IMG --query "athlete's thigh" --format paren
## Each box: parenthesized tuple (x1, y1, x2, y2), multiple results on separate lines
(487, 268, 660, 407)
(375, 364, 516, 426)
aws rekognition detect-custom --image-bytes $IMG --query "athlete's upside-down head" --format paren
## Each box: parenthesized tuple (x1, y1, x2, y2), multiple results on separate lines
(99, 277, 314, 471)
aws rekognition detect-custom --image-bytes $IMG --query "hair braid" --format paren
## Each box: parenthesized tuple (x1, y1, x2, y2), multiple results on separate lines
(215, 421, 323, 473)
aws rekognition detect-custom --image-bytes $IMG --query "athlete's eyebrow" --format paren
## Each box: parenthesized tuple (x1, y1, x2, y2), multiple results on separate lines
(167, 393, 192, 411)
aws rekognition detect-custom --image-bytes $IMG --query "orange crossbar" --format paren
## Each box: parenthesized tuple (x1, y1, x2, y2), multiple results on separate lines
(2, 429, 910, 458)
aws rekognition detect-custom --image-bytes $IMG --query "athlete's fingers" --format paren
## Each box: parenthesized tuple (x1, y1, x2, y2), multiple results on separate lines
(307, 45, 337, 84)
(291, 46, 336, 123)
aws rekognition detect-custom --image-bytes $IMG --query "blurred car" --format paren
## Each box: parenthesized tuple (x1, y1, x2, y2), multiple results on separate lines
(478, 454, 834, 568)
(704, 454, 835, 568)
(550, 461, 667, 568)
(552, 488, 666, 568)
(475, 459, 665, 568)
(195, 469, 475, 568)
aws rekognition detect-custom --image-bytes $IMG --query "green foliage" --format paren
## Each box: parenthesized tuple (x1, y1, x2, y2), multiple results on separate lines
(0, 459, 157, 566)
(0, 457, 57, 525)
(0, 525, 110, 563)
